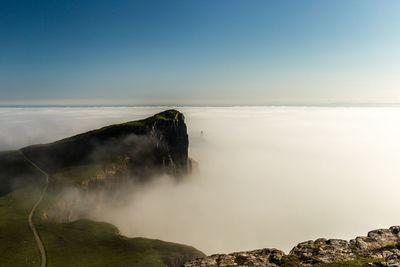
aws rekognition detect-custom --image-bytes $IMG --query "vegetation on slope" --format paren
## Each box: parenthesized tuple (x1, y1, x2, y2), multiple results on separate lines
(0, 150, 43, 196)
(52, 155, 127, 186)
(38, 220, 203, 267)
(0, 110, 204, 266)
(0, 185, 45, 266)
(18, 110, 188, 175)
(0, 174, 204, 267)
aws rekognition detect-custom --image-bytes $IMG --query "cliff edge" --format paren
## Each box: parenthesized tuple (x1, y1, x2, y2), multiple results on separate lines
(21, 109, 191, 176)
(0, 109, 192, 197)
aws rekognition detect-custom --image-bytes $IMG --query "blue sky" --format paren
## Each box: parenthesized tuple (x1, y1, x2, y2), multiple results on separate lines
(1, 0, 399, 105)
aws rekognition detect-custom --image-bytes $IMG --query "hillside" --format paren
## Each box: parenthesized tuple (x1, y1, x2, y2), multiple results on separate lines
(0, 110, 205, 267)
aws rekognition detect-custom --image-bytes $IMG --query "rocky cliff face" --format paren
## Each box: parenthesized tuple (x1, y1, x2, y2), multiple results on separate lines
(30, 110, 193, 222)
(184, 226, 400, 266)
(128, 109, 192, 179)
(79, 156, 130, 191)
(21, 109, 192, 177)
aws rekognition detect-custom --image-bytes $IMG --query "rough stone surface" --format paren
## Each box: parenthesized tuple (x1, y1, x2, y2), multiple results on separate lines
(379, 253, 400, 266)
(350, 228, 400, 259)
(184, 226, 400, 266)
(183, 248, 284, 267)
(290, 238, 357, 264)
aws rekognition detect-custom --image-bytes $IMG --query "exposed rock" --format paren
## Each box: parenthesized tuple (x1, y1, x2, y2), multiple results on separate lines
(350, 228, 400, 259)
(183, 248, 284, 267)
(80, 156, 130, 191)
(289, 238, 357, 264)
(43, 157, 131, 222)
(184, 226, 400, 266)
(377, 253, 400, 267)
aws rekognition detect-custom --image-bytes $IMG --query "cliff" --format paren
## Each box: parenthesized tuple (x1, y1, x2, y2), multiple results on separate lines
(0, 110, 192, 198)
(0, 110, 206, 266)
(15, 109, 194, 222)
(21, 109, 190, 180)
(184, 226, 400, 266)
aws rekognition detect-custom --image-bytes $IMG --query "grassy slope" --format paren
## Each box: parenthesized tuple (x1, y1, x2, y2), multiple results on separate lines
(0, 150, 43, 196)
(0, 179, 204, 267)
(51, 155, 126, 186)
(0, 111, 204, 266)
(0, 186, 42, 266)
(39, 220, 202, 267)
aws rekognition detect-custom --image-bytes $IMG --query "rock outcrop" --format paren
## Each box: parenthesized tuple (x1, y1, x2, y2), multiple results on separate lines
(184, 226, 400, 266)
(21, 109, 192, 178)
(80, 155, 130, 191)
(20, 110, 193, 222)
(184, 249, 284, 267)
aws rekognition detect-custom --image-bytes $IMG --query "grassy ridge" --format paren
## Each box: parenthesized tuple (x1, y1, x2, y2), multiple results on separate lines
(0, 182, 204, 267)
(38, 220, 203, 267)
(20, 110, 182, 174)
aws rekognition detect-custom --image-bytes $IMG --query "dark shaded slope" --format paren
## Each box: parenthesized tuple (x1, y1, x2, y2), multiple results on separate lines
(0, 150, 42, 197)
(1, 110, 190, 196)
(20, 109, 190, 178)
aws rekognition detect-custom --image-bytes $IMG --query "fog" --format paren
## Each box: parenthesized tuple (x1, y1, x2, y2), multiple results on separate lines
(2, 106, 400, 254)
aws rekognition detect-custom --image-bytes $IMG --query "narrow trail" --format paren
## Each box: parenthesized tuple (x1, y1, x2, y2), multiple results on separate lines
(20, 151, 48, 267)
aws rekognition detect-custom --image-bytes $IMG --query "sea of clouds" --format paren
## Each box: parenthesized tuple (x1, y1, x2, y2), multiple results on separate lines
(2, 106, 400, 254)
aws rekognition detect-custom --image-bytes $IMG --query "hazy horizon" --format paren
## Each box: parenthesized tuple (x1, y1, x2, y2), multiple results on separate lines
(6, 103, 400, 108)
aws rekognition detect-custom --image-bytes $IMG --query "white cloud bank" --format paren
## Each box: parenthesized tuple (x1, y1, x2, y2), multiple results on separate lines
(1, 106, 400, 254)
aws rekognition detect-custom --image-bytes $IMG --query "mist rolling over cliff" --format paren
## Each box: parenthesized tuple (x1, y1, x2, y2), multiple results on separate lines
(3, 1, 400, 265)
(2, 106, 400, 256)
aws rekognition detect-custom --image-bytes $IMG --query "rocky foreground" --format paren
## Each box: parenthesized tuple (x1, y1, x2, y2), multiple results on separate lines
(184, 226, 400, 266)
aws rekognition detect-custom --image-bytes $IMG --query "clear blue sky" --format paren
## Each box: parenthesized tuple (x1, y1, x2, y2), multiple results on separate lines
(1, 0, 399, 105)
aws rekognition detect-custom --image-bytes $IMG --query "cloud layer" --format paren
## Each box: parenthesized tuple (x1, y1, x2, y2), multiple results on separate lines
(2, 106, 400, 254)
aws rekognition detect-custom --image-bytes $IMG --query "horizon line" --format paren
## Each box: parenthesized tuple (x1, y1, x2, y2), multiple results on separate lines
(3, 103, 400, 108)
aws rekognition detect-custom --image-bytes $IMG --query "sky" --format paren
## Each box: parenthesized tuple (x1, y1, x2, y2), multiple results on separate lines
(1, 0, 400, 105)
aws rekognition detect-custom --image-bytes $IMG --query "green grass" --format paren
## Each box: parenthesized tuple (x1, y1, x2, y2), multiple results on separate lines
(19, 110, 183, 175)
(0, 186, 43, 267)
(0, 181, 204, 267)
(0, 110, 205, 266)
(41, 109, 180, 147)
(52, 155, 127, 186)
(37, 220, 204, 267)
